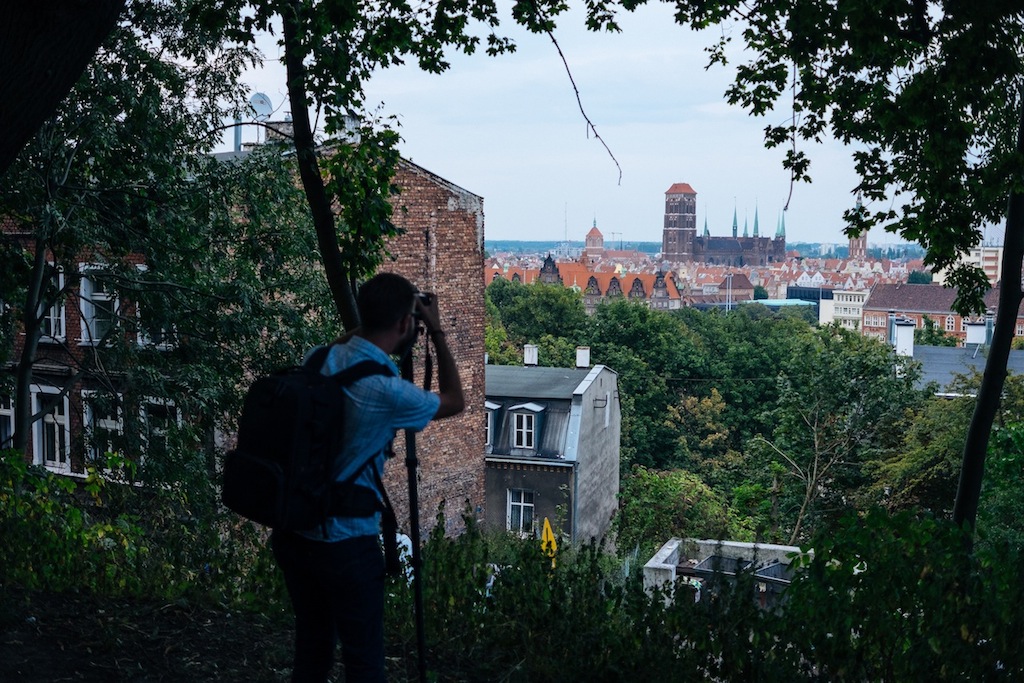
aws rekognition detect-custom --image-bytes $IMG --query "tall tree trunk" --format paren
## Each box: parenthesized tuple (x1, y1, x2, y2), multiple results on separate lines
(13, 239, 49, 452)
(952, 105, 1024, 534)
(281, 1, 360, 331)
(0, 1, 125, 176)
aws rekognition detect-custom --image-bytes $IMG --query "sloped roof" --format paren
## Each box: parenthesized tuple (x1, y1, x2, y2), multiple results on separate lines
(915, 345, 1024, 392)
(865, 283, 961, 313)
(486, 365, 592, 400)
(666, 183, 697, 195)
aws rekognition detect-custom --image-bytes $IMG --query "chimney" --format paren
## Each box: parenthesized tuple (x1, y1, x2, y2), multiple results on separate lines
(893, 317, 915, 357)
(524, 344, 538, 367)
(576, 346, 591, 368)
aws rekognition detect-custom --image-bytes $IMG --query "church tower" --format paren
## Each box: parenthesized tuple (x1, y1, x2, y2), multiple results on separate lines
(662, 183, 698, 262)
(849, 195, 868, 259)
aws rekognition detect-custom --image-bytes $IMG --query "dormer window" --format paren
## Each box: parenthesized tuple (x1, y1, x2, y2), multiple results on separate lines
(509, 402, 544, 451)
(514, 413, 534, 449)
(485, 400, 500, 447)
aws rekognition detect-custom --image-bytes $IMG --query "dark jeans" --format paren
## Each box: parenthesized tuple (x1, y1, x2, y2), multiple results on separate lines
(271, 530, 386, 683)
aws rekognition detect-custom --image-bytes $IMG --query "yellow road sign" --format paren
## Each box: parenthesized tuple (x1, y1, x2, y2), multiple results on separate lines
(541, 517, 557, 567)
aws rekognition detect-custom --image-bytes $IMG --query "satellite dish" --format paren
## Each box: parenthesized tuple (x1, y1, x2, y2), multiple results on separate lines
(248, 92, 273, 121)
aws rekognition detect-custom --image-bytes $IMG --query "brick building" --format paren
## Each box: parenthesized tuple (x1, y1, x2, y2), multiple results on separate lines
(379, 158, 487, 535)
(662, 183, 787, 267)
(862, 283, 1024, 344)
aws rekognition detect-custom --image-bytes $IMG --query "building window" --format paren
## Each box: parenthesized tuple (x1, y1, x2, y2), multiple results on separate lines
(945, 315, 955, 332)
(80, 267, 119, 345)
(513, 412, 535, 449)
(83, 391, 124, 466)
(142, 399, 180, 461)
(508, 489, 535, 535)
(484, 400, 500, 448)
(961, 319, 968, 333)
(32, 386, 71, 474)
(40, 266, 66, 341)
(1016, 323, 1024, 337)
(0, 395, 13, 450)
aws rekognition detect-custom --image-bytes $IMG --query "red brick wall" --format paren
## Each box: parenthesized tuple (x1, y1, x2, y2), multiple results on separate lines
(378, 159, 486, 537)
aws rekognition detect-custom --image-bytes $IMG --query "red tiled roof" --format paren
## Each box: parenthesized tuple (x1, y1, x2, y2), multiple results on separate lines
(665, 183, 696, 195)
(586, 226, 603, 238)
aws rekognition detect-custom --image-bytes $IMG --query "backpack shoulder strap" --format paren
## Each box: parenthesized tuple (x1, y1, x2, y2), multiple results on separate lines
(303, 345, 392, 386)
(333, 359, 394, 386)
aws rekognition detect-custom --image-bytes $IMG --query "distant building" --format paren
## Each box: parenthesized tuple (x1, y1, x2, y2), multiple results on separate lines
(661, 183, 786, 267)
(861, 283, 1024, 345)
(934, 244, 1003, 288)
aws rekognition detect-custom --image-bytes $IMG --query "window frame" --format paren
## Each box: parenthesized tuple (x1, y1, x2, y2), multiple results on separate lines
(79, 265, 120, 346)
(0, 394, 13, 450)
(513, 411, 535, 449)
(507, 488, 536, 536)
(82, 389, 124, 467)
(39, 265, 66, 342)
(141, 398, 181, 463)
(31, 385, 71, 474)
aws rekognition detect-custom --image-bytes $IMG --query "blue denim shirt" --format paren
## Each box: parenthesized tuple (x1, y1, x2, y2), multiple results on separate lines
(297, 336, 439, 542)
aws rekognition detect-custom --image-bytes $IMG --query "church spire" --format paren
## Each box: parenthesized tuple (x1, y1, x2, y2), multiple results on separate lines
(775, 211, 786, 239)
(732, 204, 738, 238)
(753, 203, 760, 237)
(703, 213, 710, 237)
(743, 214, 749, 238)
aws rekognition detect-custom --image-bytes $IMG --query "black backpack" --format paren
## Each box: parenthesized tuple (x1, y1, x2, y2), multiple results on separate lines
(221, 346, 392, 532)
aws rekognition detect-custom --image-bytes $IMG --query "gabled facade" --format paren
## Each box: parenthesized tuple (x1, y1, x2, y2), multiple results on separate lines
(484, 362, 620, 543)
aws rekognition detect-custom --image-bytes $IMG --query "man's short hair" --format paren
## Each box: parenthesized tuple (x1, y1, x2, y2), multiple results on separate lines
(358, 272, 417, 333)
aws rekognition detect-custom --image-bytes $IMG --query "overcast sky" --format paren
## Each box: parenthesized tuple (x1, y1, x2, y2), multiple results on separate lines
(225, 4, 878, 246)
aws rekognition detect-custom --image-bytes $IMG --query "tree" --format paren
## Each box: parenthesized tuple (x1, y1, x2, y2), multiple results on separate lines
(908, 271, 934, 285)
(914, 316, 958, 347)
(0, 4, 261, 455)
(754, 327, 927, 543)
(654, 0, 1024, 535)
(0, 7, 342, 476)
(753, 284, 769, 300)
(486, 278, 588, 349)
(615, 465, 746, 557)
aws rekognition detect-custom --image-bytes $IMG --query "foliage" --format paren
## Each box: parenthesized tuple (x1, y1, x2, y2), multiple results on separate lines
(753, 284, 769, 299)
(977, 421, 1024, 552)
(756, 326, 927, 543)
(485, 278, 588, 350)
(0, 449, 285, 609)
(9, 475, 1024, 681)
(908, 270, 934, 285)
(915, 316, 958, 347)
(615, 465, 749, 557)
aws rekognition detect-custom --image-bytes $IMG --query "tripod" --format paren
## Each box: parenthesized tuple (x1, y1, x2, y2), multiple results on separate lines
(399, 342, 429, 683)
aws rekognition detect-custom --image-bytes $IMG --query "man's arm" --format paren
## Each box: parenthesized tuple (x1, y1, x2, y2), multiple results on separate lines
(417, 296, 464, 419)
(429, 329, 465, 419)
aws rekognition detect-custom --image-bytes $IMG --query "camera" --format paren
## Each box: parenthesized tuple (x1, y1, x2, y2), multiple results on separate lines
(412, 292, 433, 320)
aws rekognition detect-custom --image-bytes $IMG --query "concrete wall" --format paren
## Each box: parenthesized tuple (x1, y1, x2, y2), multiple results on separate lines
(379, 159, 486, 537)
(570, 366, 620, 543)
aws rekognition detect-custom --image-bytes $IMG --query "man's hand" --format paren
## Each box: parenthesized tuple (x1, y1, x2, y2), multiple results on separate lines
(417, 293, 464, 419)
(415, 294, 442, 334)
